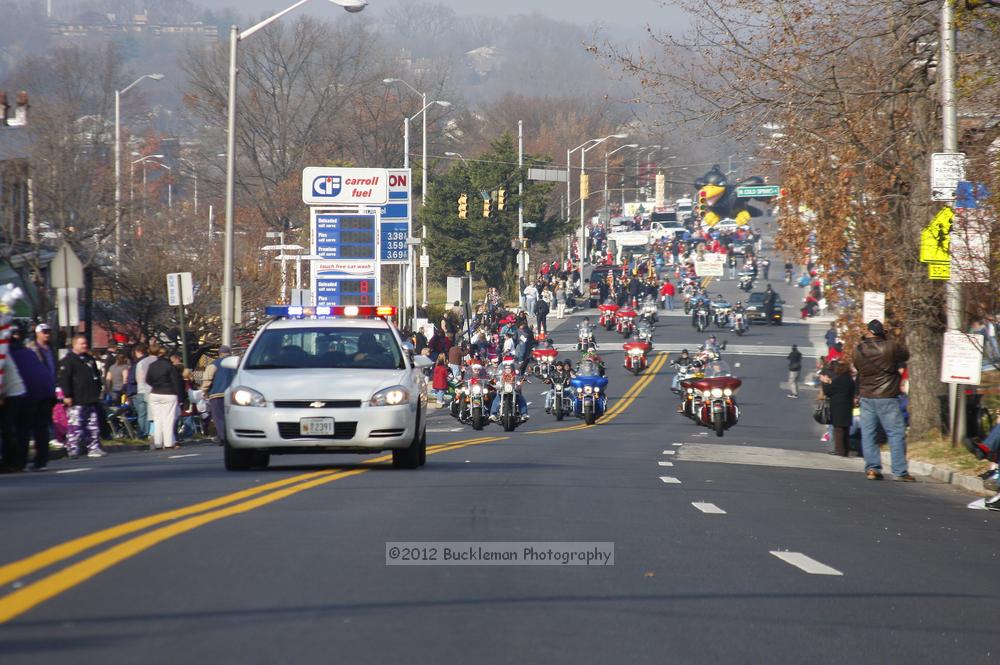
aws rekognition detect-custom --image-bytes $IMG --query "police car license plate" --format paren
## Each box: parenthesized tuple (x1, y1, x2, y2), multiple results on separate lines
(300, 418, 335, 436)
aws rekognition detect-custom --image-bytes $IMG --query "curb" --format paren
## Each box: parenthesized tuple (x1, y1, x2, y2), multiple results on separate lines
(880, 451, 988, 495)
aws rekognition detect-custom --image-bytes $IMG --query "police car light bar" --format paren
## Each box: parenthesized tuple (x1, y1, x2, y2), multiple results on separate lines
(265, 305, 397, 319)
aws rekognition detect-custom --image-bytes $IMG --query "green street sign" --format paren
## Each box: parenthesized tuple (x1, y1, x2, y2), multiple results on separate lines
(735, 185, 781, 198)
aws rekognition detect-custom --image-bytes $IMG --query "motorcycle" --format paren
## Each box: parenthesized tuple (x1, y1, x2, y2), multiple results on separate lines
(731, 310, 749, 336)
(570, 360, 609, 425)
(639, 295, 658, 323)
(455, 366, 492, 431)
(693, 303, 710, 333)
(711, 300, 732, 329)
(680, 360, 741, 437)
(577, 322, 596, 351)
(549, 375, 570, 421)
(615, 306, 638, 337)
(623, 337, 651, 374)
(598, 302, 619, 330)
(532, 345, 559, 378)
(738, 272, 755, 293)
(496, 371, 528, 432)
(635, 319, 654, 345)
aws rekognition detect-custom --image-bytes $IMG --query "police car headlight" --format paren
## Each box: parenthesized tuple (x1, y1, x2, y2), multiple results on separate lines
(711, 388, 724, 398)
(370, 386, 409, 406)
(231, 386, 266, 407)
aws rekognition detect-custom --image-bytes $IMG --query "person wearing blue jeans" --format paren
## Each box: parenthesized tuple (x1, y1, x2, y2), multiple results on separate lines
(854, 319, 913, 481)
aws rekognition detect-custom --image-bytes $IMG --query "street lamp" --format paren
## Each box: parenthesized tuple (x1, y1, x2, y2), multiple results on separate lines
(115, 73, 164, 264)
(444, 151, 468, 166)
(177, 157, 199, 214)
(222, 0, 368, 347)
(604, 143, 637, 221)
(130, 153, 164, 212)
(635, 145, 662, 200)
(569, 133, 627, 286)
(145, 160, 173, 210)
(396, 98, 448, 319)
(384, 77, 443, 206)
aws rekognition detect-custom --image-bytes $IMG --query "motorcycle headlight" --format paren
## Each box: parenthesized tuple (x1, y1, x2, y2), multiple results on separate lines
(231, 386, 266, 407)
(686, 388, 694, 394)
(370, 386, 410, 407)
(503, 383, 514, 394)
(577, 387, 584, 393)
(703, 389, 712, 398)
(723, 388, 733, 396)
(711, 388, 723, 398)
(584, 385, 593, 394)
(594, 386, 601, 393)
(471, 385, 483, 395)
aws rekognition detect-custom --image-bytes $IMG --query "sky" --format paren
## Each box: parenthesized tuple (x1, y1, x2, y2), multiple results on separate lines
(194, 0, 687, 31)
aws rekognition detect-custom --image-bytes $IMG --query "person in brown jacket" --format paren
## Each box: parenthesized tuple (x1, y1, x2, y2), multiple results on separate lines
(854, 320, 914, 481)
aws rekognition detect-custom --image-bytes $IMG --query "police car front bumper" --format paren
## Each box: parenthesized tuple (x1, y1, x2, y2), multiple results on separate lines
(226, 403, 417, 452)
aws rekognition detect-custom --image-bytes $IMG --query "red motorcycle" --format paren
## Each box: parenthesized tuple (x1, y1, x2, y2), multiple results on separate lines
(531, 345, 559, 378)
(615, 306, 637, 337)
(623, 338, 651, 374)
(680, 360, 741, 437)
(598, 302, 619, 330)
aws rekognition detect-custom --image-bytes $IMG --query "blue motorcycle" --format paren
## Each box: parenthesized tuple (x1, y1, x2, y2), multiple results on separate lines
(570, 361, 609, 425)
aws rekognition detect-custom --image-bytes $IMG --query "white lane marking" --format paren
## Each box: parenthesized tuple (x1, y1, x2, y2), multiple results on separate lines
(692, 502, 726, 514)
(56, 468, 92, 474)
(672, 443, 684, 447)
(769, 551, 843, 576)
(658, 461, 674, 467)
(659, 476, 681, 484)
(662, 450, 676, 456)
(168, 453, 200, 459)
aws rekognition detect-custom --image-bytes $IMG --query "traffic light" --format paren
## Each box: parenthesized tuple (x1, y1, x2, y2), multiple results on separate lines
(466, 260, 476, 273)
(497, 187, 506, 211)
(697, 189, 708, 216)
(483, 198, 492, 218)
(458, 193, 468, 219)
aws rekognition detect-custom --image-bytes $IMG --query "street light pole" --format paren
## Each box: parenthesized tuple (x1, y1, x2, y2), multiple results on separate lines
(114, 73, 164, 265)
(941, 0, 963, 440)
(178, 157, 198, 214)
(221, 0, 368, 348)
(575, 134, 627, 287)
(604, 143, 638, 223)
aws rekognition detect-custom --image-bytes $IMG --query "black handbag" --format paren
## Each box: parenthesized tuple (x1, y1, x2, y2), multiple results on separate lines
(813, 398, 832, 425)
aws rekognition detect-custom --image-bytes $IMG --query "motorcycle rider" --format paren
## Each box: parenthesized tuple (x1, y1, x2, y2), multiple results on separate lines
(731, 299, 748, 332)
(489, 358, 529, 421)
(701, 335, 722, 355)
(582, 349, 606, 377)
(543, 360, 572, 414)
(671, 348, 693, 392)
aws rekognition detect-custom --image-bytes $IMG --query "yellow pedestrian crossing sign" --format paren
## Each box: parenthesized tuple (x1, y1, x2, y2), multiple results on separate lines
(920, 207, 953, 263)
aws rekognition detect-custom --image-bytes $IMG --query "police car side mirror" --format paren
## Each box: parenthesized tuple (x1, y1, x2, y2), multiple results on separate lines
(401, 341, 415, 355)
(220, 355, 240, 370)
(412, 355, 433, 369)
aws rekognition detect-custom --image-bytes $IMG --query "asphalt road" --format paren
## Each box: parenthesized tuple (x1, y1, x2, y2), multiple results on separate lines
(1, 269, 998, 663)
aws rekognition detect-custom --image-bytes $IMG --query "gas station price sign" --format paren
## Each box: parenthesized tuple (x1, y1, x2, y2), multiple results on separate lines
(314, 214, 376, 260)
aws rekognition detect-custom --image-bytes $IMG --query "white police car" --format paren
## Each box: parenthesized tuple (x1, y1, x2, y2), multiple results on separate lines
(220, 305, 432, 470)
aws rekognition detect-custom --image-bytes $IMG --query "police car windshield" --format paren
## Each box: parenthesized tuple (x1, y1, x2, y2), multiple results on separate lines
(244, 327, 404, 370)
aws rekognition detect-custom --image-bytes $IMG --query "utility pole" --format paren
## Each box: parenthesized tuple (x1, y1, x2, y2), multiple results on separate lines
(940, 0, 963, 442)
(518, 120, 524, 285)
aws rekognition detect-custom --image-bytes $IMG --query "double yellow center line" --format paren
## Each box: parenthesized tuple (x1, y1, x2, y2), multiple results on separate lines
(0, 359, 666, 623)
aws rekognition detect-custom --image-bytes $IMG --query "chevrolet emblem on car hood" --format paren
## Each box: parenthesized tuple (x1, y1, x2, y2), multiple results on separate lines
(309, 401, 326, 408)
